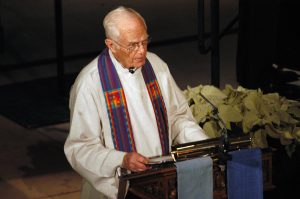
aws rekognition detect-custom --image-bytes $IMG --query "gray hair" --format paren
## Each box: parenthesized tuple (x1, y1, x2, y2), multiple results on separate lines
(103, 6, 147, 40)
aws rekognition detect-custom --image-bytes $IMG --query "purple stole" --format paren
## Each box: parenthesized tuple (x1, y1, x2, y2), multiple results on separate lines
(98, 48, 169, 155)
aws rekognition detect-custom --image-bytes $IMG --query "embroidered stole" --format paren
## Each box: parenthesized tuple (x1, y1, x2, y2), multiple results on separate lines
(98, 48, 169, 155)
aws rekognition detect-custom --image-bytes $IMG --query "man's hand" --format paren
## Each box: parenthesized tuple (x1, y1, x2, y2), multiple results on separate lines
(122, 152, 150, 172)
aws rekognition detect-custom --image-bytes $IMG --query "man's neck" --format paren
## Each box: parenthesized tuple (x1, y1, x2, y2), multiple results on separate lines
(108, 49, 137, 73)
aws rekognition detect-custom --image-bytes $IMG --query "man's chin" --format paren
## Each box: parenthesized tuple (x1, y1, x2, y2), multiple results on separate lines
(134, 61, 146, 68)
(134, 56, 146, 64)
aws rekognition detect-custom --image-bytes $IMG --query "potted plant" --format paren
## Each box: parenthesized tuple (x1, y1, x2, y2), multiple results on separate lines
(183, 84, 300, 156)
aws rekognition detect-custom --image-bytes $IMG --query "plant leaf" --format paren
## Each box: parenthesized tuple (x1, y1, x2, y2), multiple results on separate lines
(278, 110, 299, 124)
(201, 85, 227, 106)
(218, 104, 243, 130)
(242, 111, 262, 133)
(285, 144, 296, 158)
(192, 103, 211, 123)
(251, 129, 268, 148)
(287, 106, 300, 119)
(292, 127, 300, 141)
(280, 137, 293, 145)
(265, 124, 281, 139)
(203, 120, 220, 138)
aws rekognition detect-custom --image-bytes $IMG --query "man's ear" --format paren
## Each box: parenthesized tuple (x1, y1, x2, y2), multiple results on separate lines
(105, 39, 115, 52)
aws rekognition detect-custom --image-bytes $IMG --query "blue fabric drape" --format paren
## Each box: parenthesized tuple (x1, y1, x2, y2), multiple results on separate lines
(227, 148, 263, 199)
(176, 156, 213, 199)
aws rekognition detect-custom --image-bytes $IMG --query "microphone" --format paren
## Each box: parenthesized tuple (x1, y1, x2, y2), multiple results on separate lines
(199, 92, 231, 161)
(128, 67, 136, 74)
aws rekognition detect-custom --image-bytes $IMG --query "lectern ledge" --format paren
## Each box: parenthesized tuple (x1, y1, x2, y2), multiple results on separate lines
(117, 135, 274, 199)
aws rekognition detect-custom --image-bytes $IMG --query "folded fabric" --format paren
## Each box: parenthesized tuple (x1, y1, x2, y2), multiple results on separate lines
(227, 148, 263, 199)
(176, 156, 213, 199)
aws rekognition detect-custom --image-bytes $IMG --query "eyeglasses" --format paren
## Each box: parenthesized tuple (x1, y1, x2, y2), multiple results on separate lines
(111, 37, 151, 53)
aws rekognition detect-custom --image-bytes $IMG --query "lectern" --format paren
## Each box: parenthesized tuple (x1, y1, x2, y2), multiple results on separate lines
(117, 135, 273, 199)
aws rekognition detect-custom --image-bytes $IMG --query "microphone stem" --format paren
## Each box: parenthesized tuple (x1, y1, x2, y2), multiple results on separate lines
(199, 92, 229, 154)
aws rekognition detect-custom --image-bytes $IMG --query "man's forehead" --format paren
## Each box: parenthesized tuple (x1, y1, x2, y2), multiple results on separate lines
(117, 15, 145, 28)
(119, 32, 148, 43)
(118, 24, 147, 41)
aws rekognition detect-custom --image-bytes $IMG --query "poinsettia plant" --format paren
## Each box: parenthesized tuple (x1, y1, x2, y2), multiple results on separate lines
(183, 84, 300, 156)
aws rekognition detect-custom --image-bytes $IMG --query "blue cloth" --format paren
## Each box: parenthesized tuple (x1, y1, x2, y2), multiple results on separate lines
(227, 148, 263, 199)
(176, 156, 213, 199)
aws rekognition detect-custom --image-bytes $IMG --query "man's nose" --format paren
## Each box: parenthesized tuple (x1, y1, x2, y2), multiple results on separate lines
(136, 43, 147, 53)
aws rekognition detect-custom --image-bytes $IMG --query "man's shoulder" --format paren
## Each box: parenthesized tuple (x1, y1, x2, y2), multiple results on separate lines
(146, 51, 162, 61)
(72, 56, 100, 90)
(79, 56, 99, 77)
(146, 51, 168, 71)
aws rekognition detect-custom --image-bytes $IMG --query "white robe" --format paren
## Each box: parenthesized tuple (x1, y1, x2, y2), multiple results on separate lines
(64, 50, 208, 199)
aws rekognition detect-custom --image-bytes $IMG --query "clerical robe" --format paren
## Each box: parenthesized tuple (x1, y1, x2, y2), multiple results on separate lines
(64, 50, 208, 199)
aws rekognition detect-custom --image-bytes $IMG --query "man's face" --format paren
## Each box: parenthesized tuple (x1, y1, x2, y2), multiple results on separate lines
(106, 17, 149, 68)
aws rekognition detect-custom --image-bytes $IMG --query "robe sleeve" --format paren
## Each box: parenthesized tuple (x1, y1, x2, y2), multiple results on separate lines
(64, 75, 126, 186)
(165, 67, 209, 144)
(147, 52, 209, 145)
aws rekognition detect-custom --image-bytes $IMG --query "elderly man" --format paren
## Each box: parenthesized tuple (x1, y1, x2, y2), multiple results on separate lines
(64, 6, 208, 199)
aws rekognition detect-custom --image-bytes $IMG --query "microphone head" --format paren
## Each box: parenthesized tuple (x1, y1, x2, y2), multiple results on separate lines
(129, 67, 136, 74)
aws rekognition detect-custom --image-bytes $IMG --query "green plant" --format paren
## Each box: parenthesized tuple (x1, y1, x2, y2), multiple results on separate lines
(183, 84, 300, 156)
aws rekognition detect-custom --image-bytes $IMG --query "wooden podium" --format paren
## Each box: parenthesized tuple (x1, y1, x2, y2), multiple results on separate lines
(118, 162, 227, 199)
(117, 137, 274, 199)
